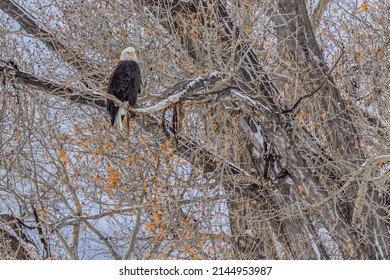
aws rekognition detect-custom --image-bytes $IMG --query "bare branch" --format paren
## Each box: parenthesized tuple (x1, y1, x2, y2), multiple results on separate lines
(0, 0, 102, 80)
(1, 62, 105, 106)
(311, 0, 331, 33)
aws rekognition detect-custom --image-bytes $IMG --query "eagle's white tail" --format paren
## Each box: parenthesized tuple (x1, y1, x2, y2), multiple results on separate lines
(115, 106, 128, 131)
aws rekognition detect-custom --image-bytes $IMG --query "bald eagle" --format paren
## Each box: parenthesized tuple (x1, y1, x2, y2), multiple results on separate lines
(106, 47, 141, 130)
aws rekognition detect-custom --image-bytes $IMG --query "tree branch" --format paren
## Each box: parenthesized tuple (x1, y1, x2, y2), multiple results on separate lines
(0, 0, 102, 80)
(310, 0, 331, 33)
(1, 61, 105, 106)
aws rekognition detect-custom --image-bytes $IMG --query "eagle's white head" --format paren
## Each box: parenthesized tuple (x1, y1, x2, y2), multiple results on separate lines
(120, 47, 137, 61)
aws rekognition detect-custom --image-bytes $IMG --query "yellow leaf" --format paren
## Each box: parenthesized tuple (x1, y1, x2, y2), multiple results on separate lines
(359, 3, 368, 13)
(103, 185, 113, 198)
(152, 212, 160, 227)
(129, 121, 135, 128)
(142, 180, 147, 191)
(157, 63, 164, 71)
(321, 29, 328, 35)
(37, 210, 49, 217)
(107, 167, 119, 186)
(145, 223, 155, 233)
(189, 28, 199, 41)
(116, 25, 124, 36)
(104, 143, 114, 150)
(124, 157, 133, 165)
(183, 62, 191, 68)
(59, 149, 68, 161)
(244, 26, 251, 33)
(321, 111, 327, 120)
(356, 49, 364, 63)
(347, 242, 353, 250)
(144, 253, 153, 259)
(307, 124, 316, 132)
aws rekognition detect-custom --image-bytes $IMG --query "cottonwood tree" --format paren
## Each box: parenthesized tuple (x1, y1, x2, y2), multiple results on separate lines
(0, 0, 389, 259)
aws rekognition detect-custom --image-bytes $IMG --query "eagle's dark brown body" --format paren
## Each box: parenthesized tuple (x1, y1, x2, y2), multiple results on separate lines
(106, 60, 141, 126)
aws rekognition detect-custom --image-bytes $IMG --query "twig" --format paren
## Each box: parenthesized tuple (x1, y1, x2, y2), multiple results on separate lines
(282, 48, 345, 114)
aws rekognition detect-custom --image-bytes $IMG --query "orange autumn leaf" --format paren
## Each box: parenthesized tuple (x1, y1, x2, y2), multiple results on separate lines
(359, 3, 368, 13)
(356, 49, 364, 63)
(144, 253, 153, 259)
(107, 167, 119, 186)
(307, 124, 316, 132)
(103, 185, 113, 198)
(145, 223, 155, 233)
(59, 149, 68, 161)
(156, 64, 164, 71)
(152, 211, 160, 226)
(124, 156, 135, 165)
(104, 143, 114, 150)
(37, 210, 49, 217)
(142, 180, 147, 191)
(82, 141, 90, 148)
(116, 25, 124, 36)
(243, 26, 251, 33)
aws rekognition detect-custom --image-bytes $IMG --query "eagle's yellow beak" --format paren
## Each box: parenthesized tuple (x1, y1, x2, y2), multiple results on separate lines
(128, 51, 136, 58)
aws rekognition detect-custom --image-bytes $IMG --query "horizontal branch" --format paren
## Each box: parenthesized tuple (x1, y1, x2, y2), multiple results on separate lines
(1, 62, 105, 106)
(0, 0, 102, 79)
(362, 155, 390, 168)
